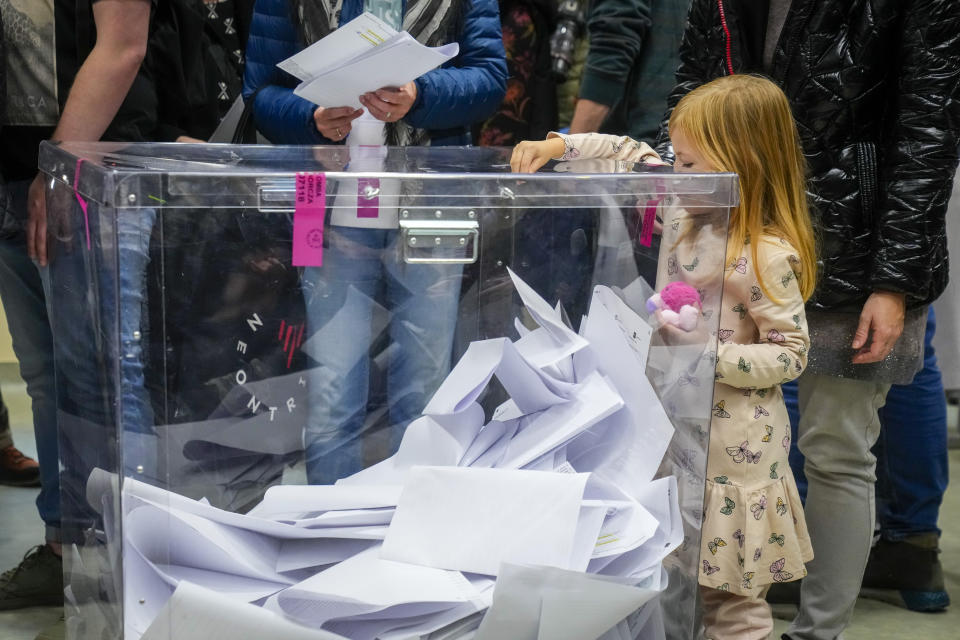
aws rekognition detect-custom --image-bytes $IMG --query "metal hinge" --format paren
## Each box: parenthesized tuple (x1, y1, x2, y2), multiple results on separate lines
(399, 208, 479, 264)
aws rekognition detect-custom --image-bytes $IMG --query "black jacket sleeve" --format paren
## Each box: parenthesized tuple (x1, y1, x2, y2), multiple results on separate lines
(870, 0, 960, 302)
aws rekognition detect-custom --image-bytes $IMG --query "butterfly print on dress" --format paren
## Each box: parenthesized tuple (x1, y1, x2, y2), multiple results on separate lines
(726, 441, 761, 464)
(777, 353, 791, 372)
(719, 497, 736, 515)
(770, 557, 794, 582)
(713, 400, 731, 418)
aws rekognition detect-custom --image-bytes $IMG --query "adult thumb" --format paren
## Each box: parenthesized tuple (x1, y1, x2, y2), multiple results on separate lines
(852, 312, 871, 350)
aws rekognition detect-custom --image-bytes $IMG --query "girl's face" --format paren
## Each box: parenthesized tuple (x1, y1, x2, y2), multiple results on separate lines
(670, 128, 717, 173)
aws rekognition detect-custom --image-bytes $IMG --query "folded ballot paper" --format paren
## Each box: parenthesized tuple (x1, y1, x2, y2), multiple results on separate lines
(279, 12, 459, 110)
(123, 269, 683, 640)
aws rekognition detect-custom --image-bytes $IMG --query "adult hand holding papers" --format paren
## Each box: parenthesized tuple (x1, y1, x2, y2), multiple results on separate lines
(279, 12, 459, 110)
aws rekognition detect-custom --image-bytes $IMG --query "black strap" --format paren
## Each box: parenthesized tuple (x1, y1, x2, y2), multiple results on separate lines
(231, 88, 262, 144)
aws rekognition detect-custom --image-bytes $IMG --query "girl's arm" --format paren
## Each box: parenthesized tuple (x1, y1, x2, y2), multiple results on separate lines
(715, 243, 811, 389)
(511, 132, 663, 173)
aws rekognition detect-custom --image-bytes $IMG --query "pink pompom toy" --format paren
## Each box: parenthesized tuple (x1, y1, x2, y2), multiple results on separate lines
(646, 282, 702, 331)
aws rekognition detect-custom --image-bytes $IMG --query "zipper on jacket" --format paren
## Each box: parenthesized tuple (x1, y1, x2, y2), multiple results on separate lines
(717, 0, 735, 75)
(856, 141, 878, 226)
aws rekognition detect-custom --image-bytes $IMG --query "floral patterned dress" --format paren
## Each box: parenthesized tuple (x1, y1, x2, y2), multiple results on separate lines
(553, 132, 814, 595)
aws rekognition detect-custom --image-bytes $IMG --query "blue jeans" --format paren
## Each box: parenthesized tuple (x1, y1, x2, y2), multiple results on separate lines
(43, 188, 155, 537)
(784, 307, 948, 538)
(302, 226, 461, 484)
(0, 179, 60, 542)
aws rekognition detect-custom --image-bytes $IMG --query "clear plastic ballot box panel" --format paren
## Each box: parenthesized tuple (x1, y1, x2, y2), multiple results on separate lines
(39, 142, 736, 640)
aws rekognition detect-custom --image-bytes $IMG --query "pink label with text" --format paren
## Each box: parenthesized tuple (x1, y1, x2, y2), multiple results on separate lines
(293, 172, 326, 267)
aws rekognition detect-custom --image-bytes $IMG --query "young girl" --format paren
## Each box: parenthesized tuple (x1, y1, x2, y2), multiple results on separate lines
(512, 74, 816, 639)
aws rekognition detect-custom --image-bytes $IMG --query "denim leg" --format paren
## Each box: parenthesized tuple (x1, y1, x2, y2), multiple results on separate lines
(382, 232, 462, 452)
(873, 308, 948, 539)
(0, 180, 60, 541)
(782, 380, 807, 501)
(302, 227, 385, 484)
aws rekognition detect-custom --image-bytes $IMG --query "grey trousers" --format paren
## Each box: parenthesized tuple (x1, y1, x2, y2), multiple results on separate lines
(787, 373, 891, 640)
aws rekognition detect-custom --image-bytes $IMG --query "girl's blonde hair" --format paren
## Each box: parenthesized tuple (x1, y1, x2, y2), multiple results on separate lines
(669, 75, 817, 301)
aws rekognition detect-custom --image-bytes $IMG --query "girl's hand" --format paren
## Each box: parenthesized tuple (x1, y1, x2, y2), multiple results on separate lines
(360, 82, 418, 122)
(314, 106, 364, 141)
(653, 309, 711, 348)
(511, 138, 566, 173)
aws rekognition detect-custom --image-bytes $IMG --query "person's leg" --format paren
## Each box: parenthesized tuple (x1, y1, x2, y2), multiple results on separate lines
(0, 180, 63, 609)
(864, 307, 949, 610)
(302, 227, 384, 484)
(383, 231, 462, 453)
(781, 380, 807, 501)
(701, 585, 774, 640)
(786, 374, 889, 640)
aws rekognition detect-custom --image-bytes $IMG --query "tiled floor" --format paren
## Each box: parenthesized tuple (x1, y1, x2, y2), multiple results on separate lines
(1, 364, 958, 639)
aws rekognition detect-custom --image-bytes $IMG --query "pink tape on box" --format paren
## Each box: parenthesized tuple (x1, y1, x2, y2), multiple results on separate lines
(640, 197, 663, 247)
(293, 172, 326, 267)
(74, 159, 91, 250)
(357, 177, 380, 218)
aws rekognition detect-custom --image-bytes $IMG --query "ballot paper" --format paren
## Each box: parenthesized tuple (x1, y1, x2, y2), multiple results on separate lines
(474, 564, 659, 640)
(567, 286, 675, 495)
(140, 581, 346, 640)
(279, 12, 459, 109)
(116, 269, 697, 639)
(274, 545, 483, 629)
(381, 467, 590, 576)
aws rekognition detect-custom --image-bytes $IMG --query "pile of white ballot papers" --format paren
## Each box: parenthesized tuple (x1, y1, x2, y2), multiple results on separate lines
(117, 269, 683, 640)
(279, 12, 459, 110)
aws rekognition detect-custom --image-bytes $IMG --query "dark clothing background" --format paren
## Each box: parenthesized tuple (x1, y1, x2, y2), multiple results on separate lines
(656, 0, 960, 313)
(0, 0, 254, 182)
(474, 0, 557, 145)
(581, 0, 688, 141)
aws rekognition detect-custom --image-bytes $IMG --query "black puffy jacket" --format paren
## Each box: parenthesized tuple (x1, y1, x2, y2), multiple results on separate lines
(657, 0, 960, 312)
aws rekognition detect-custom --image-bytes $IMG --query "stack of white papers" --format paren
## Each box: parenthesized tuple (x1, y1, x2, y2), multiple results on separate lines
(279, 12, 459, 110)
(124, 269, 684, 640)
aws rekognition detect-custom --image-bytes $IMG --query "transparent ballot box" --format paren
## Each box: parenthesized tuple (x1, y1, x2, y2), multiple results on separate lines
(39, 142, 737, 640)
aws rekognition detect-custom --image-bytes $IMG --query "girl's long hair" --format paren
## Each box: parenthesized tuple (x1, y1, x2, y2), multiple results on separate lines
(669, 75, 817, 301)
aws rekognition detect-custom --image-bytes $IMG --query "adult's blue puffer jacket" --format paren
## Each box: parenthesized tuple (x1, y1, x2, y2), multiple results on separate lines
(242, 0, 507, 146)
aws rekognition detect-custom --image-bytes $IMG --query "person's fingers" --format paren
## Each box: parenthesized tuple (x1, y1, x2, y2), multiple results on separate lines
(517, 145, 535, 173)
(852, 339, 885, 364)
(509, 147, 521, 173)
(317, 106, 361, 122)
(851, 312, 872, 350)
(35, 206, 48, 267)
(360, 93, 392, 120)
(374, 87, 411, 108)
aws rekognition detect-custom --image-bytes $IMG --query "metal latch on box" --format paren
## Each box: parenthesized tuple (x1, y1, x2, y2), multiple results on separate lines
(399, 209, 479, 264)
